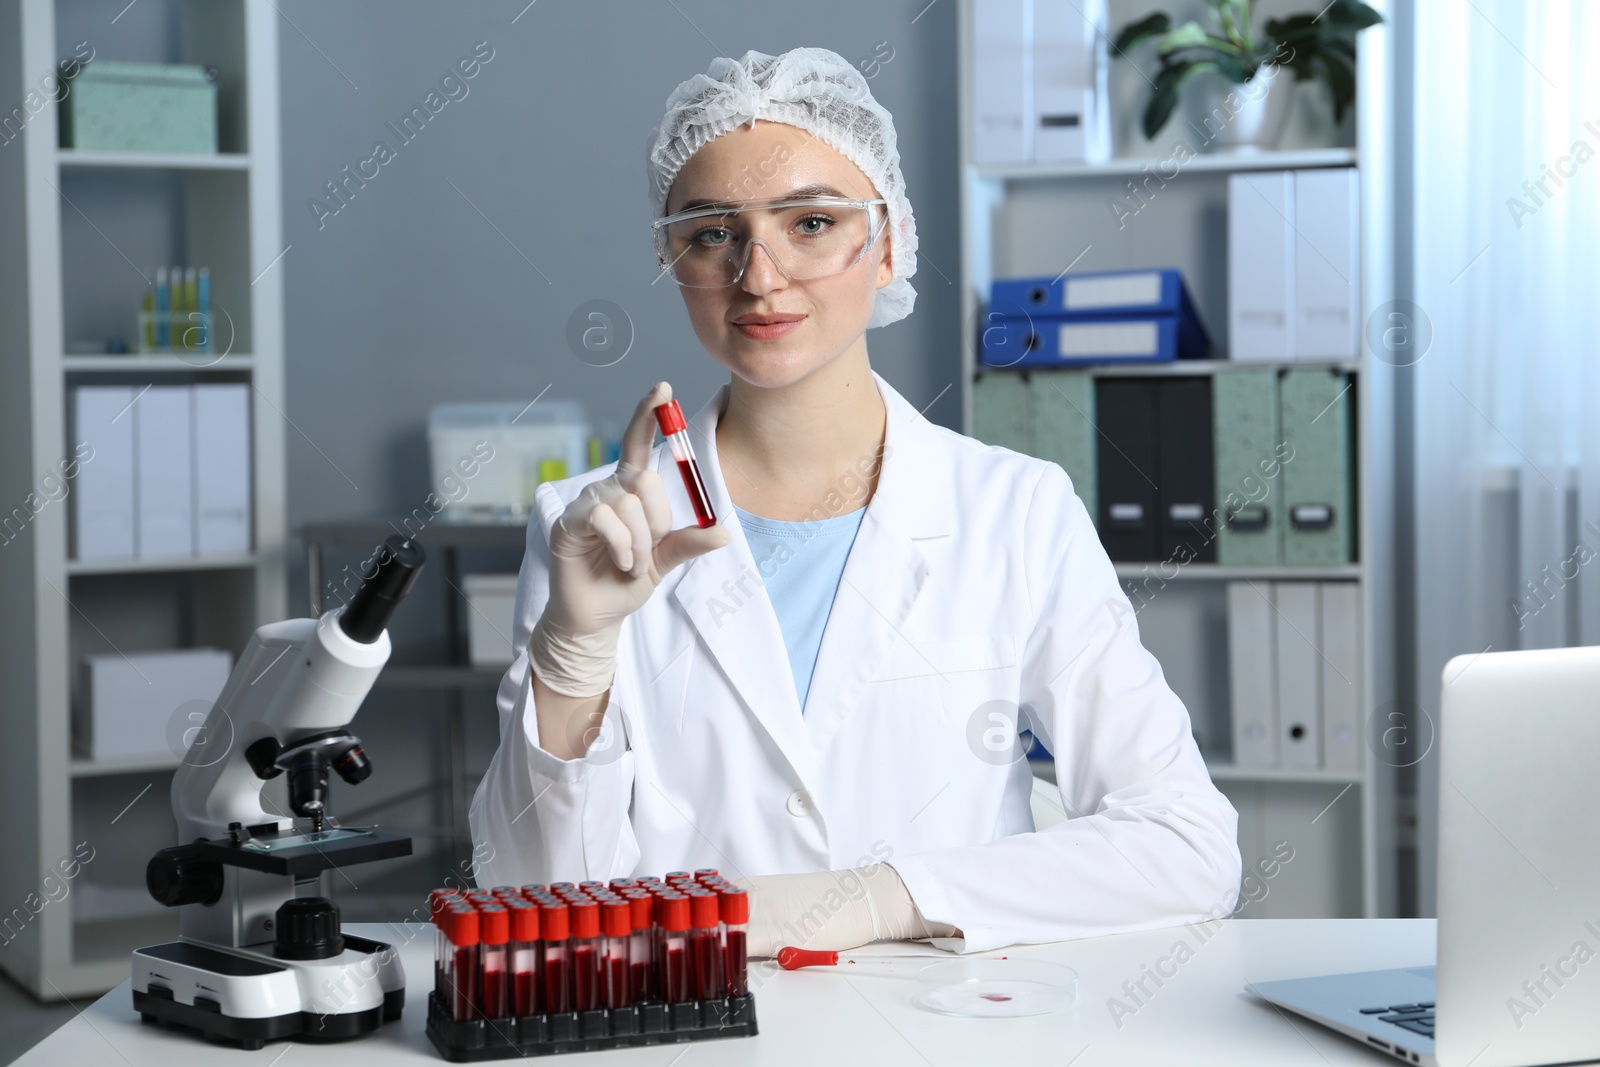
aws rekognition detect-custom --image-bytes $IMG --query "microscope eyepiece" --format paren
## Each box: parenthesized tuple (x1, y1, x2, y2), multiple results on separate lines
(339, 534, 426, 644)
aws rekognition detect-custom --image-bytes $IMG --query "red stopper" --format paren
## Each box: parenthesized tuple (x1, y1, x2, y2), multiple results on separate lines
(718, 885, 749, 924)
(654, 399, 687, 437)
(660, 894, 690, 932)
(570, 899, 600, 939)
(602, 899, 631, 938)
(539, 902, 570, 941)
(689, 892, 720, 930)
(479, 905, 510, 946)
(625, 893, 653, 931)
(508, 901, 540, 942)
(448, 905, 480, 947)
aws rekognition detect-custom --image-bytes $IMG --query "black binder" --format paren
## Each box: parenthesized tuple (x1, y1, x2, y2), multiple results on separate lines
(1094, 378, 1159, 561)
(1156, 377, 1217, 564)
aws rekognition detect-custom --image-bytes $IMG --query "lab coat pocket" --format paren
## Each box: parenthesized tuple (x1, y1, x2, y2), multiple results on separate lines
(870, 635, 1020, 726)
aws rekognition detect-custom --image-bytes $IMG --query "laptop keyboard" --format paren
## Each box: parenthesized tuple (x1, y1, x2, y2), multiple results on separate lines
(1359, 1002, 1436, 1039)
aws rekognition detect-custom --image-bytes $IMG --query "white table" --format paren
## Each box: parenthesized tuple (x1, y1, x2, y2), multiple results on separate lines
(17, 919, 1434, 1065)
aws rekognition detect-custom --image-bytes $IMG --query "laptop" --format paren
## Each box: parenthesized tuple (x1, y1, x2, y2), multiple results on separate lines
(1247, 645, 1600, 1067)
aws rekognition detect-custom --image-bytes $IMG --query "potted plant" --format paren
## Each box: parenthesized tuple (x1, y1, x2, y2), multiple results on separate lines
(1113, 0, 1382, 151)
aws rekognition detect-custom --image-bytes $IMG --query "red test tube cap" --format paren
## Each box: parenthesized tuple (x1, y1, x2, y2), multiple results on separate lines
(690, 892, 719, 930)
(694, 868, 719, 882)
(718, 885, 749, 924)
(507, 901, 539, 942)
(448, 905, 480, 947)
(479, 905, 510, 946)
(539, 901, 570, 941)
(602, 899, 631, 938)
(570, 899, 600, 939)
(660, 894, 690, 932)
(626, 893, 653, 930)
(654, 399, 687, 436)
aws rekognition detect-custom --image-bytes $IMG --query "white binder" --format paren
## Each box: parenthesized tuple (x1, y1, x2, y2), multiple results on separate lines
(972, 0, 1031, 165)
(1032, 0, 1110, 164)
(1319, 582, 1363, 771)
(136, 385, 194, 558)
(72, 386, 136, 560)
(1275, 582, 1322, 768)
(192, 384, 252, 555)
(1294, 168, 1360, 359)
(1227, 581, 1278, 767)
(1228, 170, 1295, 360)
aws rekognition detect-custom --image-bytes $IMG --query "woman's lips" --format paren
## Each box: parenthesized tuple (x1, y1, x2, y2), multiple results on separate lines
(732, 317, 805, 341)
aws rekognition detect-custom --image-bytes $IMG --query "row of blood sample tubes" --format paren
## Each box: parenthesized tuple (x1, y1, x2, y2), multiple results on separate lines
(429, 869, 749, 1022)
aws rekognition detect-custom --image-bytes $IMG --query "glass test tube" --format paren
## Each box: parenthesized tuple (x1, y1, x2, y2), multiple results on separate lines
(624, 891, 655, 1003)
(539, 901, 571, 1014)
(445, 905, 480, 1022)
(601, 900, 632, 1009)
(508, 900, 540, 1016)
(688, 891, 724, 1001)
(719, 886, 749, 997)
(569, 899, 602, 1012)
(478, 905, 510, 1020)
(658, 894, 691, 1004)
(653, 401, 717, 528)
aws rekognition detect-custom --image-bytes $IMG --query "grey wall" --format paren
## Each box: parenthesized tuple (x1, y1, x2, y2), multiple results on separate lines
(276, 0, 962, 582)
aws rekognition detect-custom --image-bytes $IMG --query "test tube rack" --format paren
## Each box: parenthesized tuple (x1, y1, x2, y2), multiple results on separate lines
(424, 990, 758, 1060)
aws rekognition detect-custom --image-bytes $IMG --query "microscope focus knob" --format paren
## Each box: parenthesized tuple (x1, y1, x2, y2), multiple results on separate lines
(146, 845, 224, 908)
(274, 897, 345, 960)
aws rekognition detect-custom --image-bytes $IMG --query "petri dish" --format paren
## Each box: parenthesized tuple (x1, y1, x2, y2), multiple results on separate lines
(912, 958, 1078, 1018)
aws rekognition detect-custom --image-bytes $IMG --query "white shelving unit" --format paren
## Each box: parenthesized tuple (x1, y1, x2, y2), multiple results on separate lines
(0, 0, 285, 998)
(957, 0, 1397, 919)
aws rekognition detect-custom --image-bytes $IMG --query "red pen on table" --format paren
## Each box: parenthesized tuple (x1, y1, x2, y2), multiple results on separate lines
(777, 947, 1010, 970)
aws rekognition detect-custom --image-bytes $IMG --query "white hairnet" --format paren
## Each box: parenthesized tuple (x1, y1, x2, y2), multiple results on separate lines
(646, 47, 918, 330)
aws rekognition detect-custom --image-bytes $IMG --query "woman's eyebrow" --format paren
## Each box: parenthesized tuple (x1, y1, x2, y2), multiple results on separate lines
(676, 183, 850, 211)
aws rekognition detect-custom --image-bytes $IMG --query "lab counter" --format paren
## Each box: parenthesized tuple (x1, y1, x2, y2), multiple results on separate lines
(18, 918, 1433, 1065)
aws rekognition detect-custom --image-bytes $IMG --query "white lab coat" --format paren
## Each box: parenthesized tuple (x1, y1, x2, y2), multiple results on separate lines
(469, 371, 1242, 954)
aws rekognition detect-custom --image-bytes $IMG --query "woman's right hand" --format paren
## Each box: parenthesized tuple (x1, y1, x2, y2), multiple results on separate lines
(529, 382, 731, 699)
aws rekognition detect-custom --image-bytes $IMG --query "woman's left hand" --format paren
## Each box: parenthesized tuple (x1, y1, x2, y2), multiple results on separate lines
(736, 864, 958, 957)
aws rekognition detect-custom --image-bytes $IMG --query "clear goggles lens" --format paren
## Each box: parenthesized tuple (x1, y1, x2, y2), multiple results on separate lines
(653, 197, 887, 288)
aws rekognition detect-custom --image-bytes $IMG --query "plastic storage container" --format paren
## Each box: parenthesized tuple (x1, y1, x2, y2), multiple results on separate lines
(60, 61, 218, 154)
(427, 401, 589, 522)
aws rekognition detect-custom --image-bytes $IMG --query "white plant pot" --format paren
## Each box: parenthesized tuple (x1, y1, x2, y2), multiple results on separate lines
(1185, 63, 1295, 154)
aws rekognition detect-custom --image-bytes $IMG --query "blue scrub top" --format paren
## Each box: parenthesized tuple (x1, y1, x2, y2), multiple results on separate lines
(733, 502, 867, 713)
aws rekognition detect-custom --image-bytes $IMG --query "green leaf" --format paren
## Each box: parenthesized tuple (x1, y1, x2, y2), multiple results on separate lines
(1318, 0, 1383, 32)
(1113, 11, 1171, 56)
(1156, 21, 1212, 55)
(1314, 43, 1358, 122)
(1142, 58, 1225, 139)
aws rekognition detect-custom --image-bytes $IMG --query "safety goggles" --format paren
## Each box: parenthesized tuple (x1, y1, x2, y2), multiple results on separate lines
(651, 195, 888, 288)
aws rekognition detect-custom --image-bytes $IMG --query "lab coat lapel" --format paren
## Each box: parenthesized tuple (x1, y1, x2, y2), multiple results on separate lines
(666, 386, 819, 788)
(800, 373, 955, 752)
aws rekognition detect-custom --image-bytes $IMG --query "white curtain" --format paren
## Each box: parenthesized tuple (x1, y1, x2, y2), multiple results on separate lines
(1412, 0, 1600, 913)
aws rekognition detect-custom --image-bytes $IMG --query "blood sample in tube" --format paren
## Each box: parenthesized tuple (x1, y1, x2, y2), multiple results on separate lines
(570, 899, 602, 1012)
(508, 900, 540, 1017)
(539, 901, 571, 1014)
(624, 891, 655, 1003)
(688, 891, 724, 1001)
(653, 401, 717, 528)
(478, 905, 509, 1019)
(719, 886, 749, 997)
(601, 900, 632, 1009)
(446, 905, 480, 1023)
(659, 894, 691, 1003)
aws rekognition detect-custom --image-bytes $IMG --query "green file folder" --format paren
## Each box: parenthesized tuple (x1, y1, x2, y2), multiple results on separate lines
(973, 370, 1096, 520)
(973, 371, 1033, 456)
(1213, 368, 1284, 565)
(1279, 368, 1355, 565)
(1030, 370, 1096, 521)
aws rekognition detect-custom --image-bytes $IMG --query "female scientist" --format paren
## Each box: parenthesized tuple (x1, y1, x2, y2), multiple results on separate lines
(470, 47, 1242, 956)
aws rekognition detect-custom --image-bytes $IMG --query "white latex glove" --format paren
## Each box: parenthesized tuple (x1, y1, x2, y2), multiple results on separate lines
(529, 382, 731, 697)
(737, 864, 961, 958)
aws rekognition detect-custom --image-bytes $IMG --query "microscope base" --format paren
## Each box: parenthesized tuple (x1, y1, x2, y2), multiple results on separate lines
(131, 935, 404, 1050)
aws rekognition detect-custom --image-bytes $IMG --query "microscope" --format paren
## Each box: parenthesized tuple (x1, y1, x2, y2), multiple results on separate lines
(132, 535, 425, 1049)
